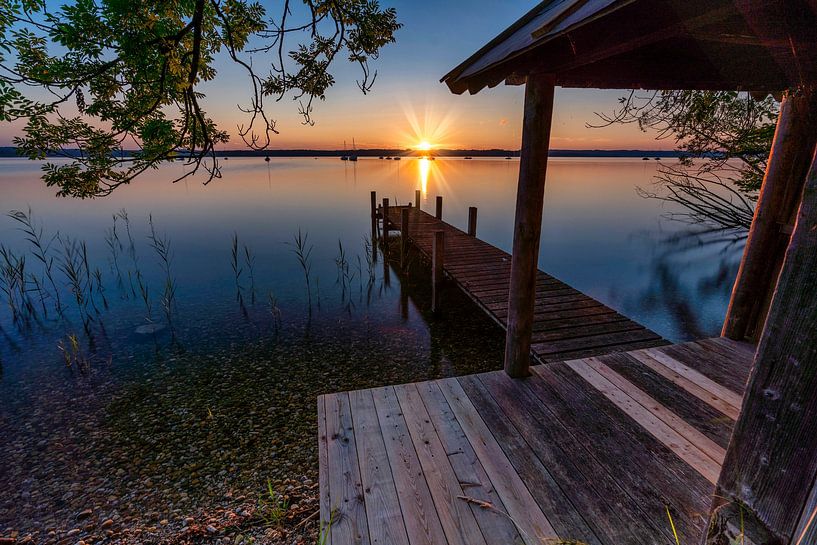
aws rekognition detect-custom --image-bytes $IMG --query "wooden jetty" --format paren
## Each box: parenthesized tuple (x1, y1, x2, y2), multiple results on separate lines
(381, 203, 668, 363)
(318, 336, 754, 545)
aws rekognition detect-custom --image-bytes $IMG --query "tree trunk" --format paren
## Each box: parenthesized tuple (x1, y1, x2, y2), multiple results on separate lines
(503, 73, 555, 378)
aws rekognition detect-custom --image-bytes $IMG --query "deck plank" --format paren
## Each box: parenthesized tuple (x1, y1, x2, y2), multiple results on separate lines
(325, 392, 370, 545)
(348, 389, 410, 545)
(393, 384, 488, 545)
(437, 378, 557, 545)
(413, 381, 524, 545)
(370, 387, 448, 545)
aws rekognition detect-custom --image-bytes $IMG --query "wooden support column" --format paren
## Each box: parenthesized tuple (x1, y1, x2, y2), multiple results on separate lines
(435, 196, 443, 220)
(370, 191, 377, 241)
(382, 198, 390, 242)
(722, 87, 817, 341)
(400, 208, 410, 270)
(415, 189, 421, 209)
(432, 230, 445, 312)
(504, 73, 555, 378)
(468, 207, 478, 237)
(707, 141, 817, 545)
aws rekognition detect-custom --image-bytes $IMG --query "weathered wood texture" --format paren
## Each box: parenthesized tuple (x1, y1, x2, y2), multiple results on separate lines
(319, 337, 754, 545)
(383, 205, 667, 363)
(722, 87, 817, 341)
(505, 73, 556, 377)
(711, 144, 817, 544)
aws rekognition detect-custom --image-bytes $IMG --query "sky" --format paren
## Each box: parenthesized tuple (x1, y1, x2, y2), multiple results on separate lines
(0, 1, 673, 151)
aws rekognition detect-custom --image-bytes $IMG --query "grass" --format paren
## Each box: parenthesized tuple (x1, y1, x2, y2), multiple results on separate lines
(257, 479, 290, 527)
(148, 215, 177, 326)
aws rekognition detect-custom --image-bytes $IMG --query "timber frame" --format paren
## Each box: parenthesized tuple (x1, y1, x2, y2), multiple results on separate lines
(442, 1, 817, 543)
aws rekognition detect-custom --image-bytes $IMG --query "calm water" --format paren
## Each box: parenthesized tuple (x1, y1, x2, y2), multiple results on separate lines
(0, 157, 742, 537)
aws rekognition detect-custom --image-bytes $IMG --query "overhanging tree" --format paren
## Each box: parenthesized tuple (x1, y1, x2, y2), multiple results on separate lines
(0, 0, 400, 198)
(593, 90, 779, 232)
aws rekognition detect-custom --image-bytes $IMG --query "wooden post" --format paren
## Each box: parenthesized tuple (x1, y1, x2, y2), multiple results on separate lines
(401, 207, 410, 270)
(722, 87, 817, 341)
(382, 197, 390, 241)
(707, 140, 817, 545)
(435, 196, 443, 220)
(432, 230, 445, 312)
(415, 189, 421, 209)
(504, 72, 556, 378)
(370, 191, 377, 241)
(468, 207, 478, 237)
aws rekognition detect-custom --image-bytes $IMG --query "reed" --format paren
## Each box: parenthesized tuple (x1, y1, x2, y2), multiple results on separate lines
(148, 215, 177, 325)
(244, 244, 257, 304)
(267, 290, 282, 332)
(116, 209, 138, 297)
(8, 208, 63, 314)
(0, 245, 32, 325)
(57, 237, 93, 333)
(363, 235, 376, 284)
(104, 213, 126, 294)
(289, 229, 313, 311)
(57, 332, 90, 373)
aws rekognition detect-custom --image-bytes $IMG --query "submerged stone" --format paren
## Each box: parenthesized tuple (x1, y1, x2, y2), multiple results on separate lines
(135, 323, 166, 335)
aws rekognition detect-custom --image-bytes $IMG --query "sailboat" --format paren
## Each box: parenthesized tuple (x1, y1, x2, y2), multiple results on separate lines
(349, 138, 359, 162)
(340, 140, 349, 161)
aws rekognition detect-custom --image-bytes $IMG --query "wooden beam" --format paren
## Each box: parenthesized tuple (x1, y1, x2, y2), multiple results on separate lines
(401, 208, 410, 270)
(468, 207, 478, 237)
(415, 189, 421, 209)
(435, 196, 443, 220)
(370, 191, 378, 241)
(432, 231, 445, 313)
(504, 73, 556, 378)
(722, 87, 817, 341)
(708, 139, 817, 544)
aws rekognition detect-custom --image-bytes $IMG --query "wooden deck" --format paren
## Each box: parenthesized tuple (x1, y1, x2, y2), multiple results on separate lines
(318, 336, 755, 545)
(383, 205, 668, 363)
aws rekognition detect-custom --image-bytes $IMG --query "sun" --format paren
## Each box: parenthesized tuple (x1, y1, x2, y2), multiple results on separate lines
(416, 140, 433, 151)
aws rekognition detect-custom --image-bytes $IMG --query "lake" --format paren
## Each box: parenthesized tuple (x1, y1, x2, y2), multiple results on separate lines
(0, 156, 743, 541)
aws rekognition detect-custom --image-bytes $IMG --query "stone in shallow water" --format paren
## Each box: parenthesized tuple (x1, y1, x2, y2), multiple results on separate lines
(135, 323, 166, 335)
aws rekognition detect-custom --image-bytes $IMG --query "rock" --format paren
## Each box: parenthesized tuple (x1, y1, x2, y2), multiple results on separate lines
(206, 525, 218, 534)
(100, 519, 113, 529)
(76, 509, 93, 520)
(66, 528, 80, 537)
(135, 323, 166, 335)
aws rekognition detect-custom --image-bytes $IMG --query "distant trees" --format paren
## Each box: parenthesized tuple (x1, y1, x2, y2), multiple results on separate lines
(594, 90, 779, 231)
(0, 0, 400, 197)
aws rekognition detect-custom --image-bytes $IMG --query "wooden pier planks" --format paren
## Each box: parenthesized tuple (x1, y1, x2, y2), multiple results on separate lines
(319, 337, 755, 545)
(383, 205, 668, 362)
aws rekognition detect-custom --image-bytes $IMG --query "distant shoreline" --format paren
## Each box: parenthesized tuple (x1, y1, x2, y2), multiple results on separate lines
(0, 147, 686, 159)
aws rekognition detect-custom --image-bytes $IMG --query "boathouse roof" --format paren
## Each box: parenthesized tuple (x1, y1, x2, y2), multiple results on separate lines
(441, 0, 817, 94)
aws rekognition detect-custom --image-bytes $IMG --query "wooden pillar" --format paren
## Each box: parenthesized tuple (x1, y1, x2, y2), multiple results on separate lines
(432, 230, 445, 312)
(415, 189, 421, 209)
(382, 198, 390, 241)
(435, 196, 443, 220)
(370, 191, 377, 241)
(468, 207, 478, 237)
(401, 208, 410, 270)
(722, 87, 817, 341)
(504, 73, 555, 378)
(707, 141, 817, 545)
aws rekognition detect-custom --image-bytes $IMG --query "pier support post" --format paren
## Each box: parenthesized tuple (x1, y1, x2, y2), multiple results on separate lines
(468, 207, 478, 237)
(504, 72, 555, 378)
(722, 87, 817, 341)
(415, 189, 421, 209)
(401, 208, 410, 270)
(370, 191, 377, 241)
(435, 196, 443, 220)
(432, 231, 445, 312)
(382, 198, 390, 242)
(707, 139, 817, 545)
